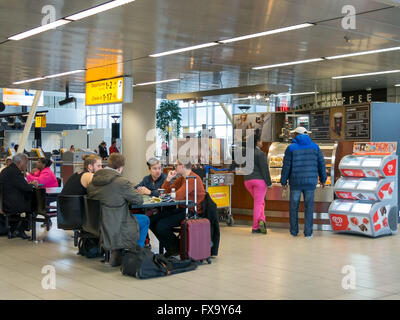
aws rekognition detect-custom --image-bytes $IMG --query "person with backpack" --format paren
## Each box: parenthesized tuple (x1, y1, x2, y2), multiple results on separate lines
(280, 127, 327, 238)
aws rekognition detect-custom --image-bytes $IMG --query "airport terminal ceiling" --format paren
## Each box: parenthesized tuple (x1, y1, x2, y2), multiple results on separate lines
(1, 0, 400, 97)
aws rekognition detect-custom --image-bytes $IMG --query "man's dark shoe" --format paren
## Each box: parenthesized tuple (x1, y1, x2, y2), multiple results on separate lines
(12, 230, 29, 240)
(109, 250, 122, 267)
(164, 245, 180, 258)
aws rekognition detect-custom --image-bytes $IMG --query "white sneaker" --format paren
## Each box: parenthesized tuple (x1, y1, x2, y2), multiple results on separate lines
(305, 234, 313, 239)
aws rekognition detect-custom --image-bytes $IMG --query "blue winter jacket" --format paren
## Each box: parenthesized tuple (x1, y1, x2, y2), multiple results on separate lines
(280, 134, 327, 190)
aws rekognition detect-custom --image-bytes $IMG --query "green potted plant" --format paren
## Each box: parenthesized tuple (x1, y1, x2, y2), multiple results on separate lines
(156, 100, 182, 141)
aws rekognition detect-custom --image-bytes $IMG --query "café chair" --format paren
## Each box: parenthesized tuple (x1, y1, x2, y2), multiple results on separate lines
(0, 184, 30, 239)
(57, 195, 85, 247)
(83, 197, 110, 262)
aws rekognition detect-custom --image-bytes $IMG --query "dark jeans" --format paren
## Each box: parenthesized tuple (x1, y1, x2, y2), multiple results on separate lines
(289, 188, 315, 237)
(149, 207, 186, 251)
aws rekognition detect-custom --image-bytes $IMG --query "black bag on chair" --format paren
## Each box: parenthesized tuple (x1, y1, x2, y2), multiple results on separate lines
(121, 245, 198, 279)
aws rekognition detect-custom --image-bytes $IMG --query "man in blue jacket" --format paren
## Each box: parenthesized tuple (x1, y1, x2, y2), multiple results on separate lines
(280, 127, 327, 238)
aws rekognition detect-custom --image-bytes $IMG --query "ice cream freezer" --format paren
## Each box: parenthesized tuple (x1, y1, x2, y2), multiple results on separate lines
(334, 177, 397, 202)
(329, 199, 398, 237)
(339, 154, 397, 178)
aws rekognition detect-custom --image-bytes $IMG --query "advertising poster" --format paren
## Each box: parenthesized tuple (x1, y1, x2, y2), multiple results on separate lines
(3, 88, 44, 106)
(329, 106, 346, 140)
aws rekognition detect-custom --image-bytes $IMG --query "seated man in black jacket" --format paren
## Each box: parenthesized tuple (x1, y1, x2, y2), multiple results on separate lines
(135, 158, 166, 197)
(0, 153, 38, 239)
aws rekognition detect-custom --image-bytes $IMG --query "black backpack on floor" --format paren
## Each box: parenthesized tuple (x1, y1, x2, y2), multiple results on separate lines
(121, 245, 198, 279)
(78, 237, 104, 258)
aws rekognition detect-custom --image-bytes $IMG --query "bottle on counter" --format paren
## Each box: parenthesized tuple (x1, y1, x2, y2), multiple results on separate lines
(171, 188, 176, 199)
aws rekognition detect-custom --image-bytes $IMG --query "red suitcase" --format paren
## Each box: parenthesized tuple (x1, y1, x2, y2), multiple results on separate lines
(180, 176, 211, 264)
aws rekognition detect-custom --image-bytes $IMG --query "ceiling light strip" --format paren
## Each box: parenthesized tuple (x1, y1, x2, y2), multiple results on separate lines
(133, 78, 180, 86)
(326, 46, 400, 60)
(13, 77, 46, 85)
(332, 70, 400, 79)
(12, 69, 86, 85)
(66, 0, 135, 21)
(253, 58, 324, 70)
(8, 19, 71, 41)
(45, 69, 85, 78)
(150, 43, 219, 58)
(219, 23, 314, 44)
(271, 91, 318, 97)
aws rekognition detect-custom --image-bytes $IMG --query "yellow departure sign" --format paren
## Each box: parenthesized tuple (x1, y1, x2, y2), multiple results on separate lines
(35, 115, 46, 128)
(85, 77, 124, 105)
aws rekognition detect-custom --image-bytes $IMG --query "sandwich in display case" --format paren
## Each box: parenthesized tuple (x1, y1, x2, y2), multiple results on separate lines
(329, 142, 398, 237)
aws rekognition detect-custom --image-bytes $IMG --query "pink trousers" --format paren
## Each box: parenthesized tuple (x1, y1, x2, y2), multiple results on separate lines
(244, 179, 267, 230)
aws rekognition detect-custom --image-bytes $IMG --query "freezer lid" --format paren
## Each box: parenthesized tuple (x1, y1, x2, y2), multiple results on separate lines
(351, 203, 373, 214)
(356, 180, 378, 190)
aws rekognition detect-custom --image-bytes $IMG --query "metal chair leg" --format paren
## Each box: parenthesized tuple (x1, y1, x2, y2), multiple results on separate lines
(30, 214, 36, 242)
(5, 215, 11, 239)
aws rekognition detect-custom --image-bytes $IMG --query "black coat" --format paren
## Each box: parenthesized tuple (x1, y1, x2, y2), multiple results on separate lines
(201, 193, 220, 256)
(135, 174, 166, 197)
(98, 145, 108, 159)
(0, 163, 34, 213)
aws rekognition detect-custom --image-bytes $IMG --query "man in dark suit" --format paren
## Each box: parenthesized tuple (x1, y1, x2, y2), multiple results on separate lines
(0, 153, 38, 239)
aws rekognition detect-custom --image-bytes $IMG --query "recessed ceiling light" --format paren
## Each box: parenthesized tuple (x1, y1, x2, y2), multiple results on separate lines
(326, 46, 400, 60)
(394, 84, 400, 87)
(66, 0, 135, 21)
(13, 77, 46, 85)
(133, 78, 180, 86)
(253, 58, 324, 70)
(8, 19, 70, 41)
(219, 23, 314, 44)
(332, 70, 400, 79)
(149, 42, 219, 58)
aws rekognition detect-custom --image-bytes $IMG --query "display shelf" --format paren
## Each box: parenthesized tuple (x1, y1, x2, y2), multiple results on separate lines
(329, 142, 398, 238)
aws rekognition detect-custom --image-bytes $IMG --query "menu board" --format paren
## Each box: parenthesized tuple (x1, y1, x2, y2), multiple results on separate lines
(345, 105, 370, 139)
(309, 109, 330, 140)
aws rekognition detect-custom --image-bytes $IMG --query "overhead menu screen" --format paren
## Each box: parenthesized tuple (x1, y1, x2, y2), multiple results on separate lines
(345, 105, 370, 139)
(309, 109, 330, 141)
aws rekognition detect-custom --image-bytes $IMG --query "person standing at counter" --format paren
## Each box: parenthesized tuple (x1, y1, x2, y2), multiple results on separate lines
(244, 134, 272, 234)
(280, 127, 327, 238)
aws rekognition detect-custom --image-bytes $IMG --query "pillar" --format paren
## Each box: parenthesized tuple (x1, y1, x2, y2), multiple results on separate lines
(122, 91, 156, 185)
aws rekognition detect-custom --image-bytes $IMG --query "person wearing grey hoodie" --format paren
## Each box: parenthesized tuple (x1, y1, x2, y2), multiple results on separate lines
(87, 153, 149, 267)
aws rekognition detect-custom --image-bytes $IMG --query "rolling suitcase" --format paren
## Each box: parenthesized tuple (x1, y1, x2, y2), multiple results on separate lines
(180, 176, 212, 264)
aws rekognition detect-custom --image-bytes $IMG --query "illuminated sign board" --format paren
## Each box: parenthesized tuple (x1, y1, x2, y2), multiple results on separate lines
(85, 77, 124, 105)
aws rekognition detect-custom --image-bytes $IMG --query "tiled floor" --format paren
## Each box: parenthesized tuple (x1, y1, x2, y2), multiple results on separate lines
(1, 223, 400, 300)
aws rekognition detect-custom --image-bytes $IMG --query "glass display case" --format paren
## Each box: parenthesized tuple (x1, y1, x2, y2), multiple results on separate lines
(339, 154, 397, 178)
(267, 142, 338, 186)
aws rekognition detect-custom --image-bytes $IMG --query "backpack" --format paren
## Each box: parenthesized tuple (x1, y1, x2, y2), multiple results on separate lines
(77, 237, 103, 258)
(121, 245, 198, 279)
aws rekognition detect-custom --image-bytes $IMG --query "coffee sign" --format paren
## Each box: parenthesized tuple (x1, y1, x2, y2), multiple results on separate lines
(342, 88, 387, 105)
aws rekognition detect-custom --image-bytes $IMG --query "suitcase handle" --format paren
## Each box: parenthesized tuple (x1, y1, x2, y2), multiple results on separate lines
(185, 176, 198, 220)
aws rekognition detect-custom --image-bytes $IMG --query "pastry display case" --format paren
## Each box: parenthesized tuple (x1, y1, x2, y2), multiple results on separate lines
(267, 142, 338, 202)
(267, 142, 337, 186)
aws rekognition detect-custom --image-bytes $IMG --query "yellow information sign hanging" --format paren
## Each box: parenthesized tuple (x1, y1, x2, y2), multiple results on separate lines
(35, 115, 46, 128)
(85, 77, 124, 106)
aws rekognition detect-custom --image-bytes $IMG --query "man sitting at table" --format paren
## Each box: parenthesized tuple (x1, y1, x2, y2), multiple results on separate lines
(0, 153, 38, 239)
(150, 159, 206, 258)
(87, 153, 150, 267)
(135, 157, 166, 197)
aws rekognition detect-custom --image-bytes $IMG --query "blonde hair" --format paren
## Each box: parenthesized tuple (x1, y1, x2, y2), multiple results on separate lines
(82, 154, 102, 172)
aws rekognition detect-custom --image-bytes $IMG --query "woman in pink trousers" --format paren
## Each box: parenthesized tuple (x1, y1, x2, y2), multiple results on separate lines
(244, 133, 272, 234)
